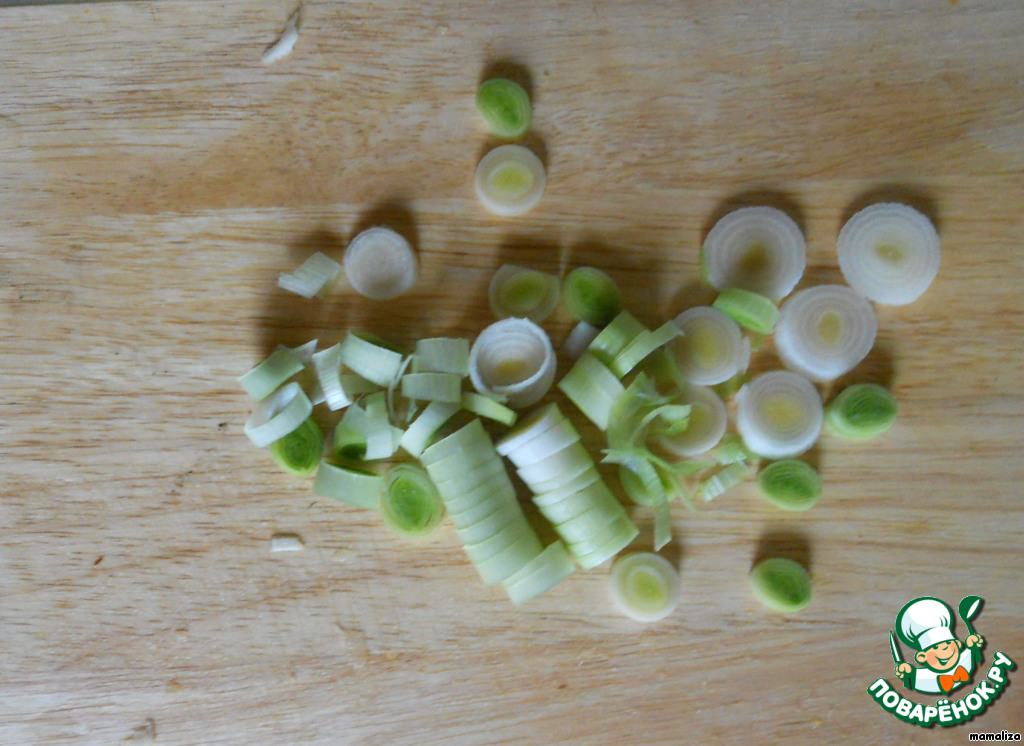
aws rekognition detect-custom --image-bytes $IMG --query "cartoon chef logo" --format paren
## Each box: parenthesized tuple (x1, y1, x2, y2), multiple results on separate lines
(891, 596, 984, 695)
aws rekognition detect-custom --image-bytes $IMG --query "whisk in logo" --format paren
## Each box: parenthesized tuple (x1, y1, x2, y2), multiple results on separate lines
(866, 596, 1016, 727)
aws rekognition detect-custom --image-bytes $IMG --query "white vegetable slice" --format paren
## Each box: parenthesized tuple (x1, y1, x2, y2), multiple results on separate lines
(399, 401, 459, 458)
(536, 485, 613, 525)
(502, 542, 575, 605)
(703, 207, 807, 300)
(557, 352, 625, 430)
(562, 321, 601, 361)
(656, 385, 727, 457)
(488, 264, 560, 322)
(277, 251, 340, 299)
(469, 318, 556, 408)
(426, 444, 498, 485)
(516, 442, 591, 489)
(363, 392, 402, 460)
(774, 285, 878, 382)
(461, 392, 517, 426)
(239, 348, 304, 401)
(609, 322, 684, 379)
(344, 227, 418, 300)
(504, 418, 581, 468)
(311, 343, 351, 410)
(261, 7, 301, 64)
(532, 467, 602, 507)
(244, 382, 312, 448)
(495, 403, 565, 456)
(573, 517, 640, 569)
(447, 480, 517, 523)
(610, 552, 681, 622)
(414, 338, 470, 376)
(453, 500, 521, 541)
(837, 203, 940, 305)
(339, 333, 404, 387)
(401, 372, 463, 403)
(475, 145, 546, 217)
(473, 532, 543, 586)
(464, 519, 532, 563)
(736, 371, 823, 458)
(421, 418, 490, 465)
(552, 500, 622, 545)
(313, 462, 383, 509)
(672, 306, 747, 386)
(286, 339, 319, 364)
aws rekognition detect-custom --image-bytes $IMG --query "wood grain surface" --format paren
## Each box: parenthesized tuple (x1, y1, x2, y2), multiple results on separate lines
(1, 1, 1022, 743)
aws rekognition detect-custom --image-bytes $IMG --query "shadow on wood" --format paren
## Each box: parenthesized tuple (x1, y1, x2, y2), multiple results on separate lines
(702, 187, 807, 242)
(752, 528, 812, 575)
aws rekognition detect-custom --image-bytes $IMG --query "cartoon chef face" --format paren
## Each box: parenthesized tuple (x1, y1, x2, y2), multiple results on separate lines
(915, 638, 964, 672)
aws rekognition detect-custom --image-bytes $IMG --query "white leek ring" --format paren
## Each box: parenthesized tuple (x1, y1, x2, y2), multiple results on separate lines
(673, 306, 747, 386)
(703, 207, 806, 300)
(344, 227, 418, 300)
(736, 371, 823, 458)
(475, 145, 546, 217)
(469, 318, 556, 408)
(244, 382, 313, 448)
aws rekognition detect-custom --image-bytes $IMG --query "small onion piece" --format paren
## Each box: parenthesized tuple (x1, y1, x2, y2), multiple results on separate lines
(825, 383, 898, 440)
(469, 318, 556, 408)
(610, 552, 681, 622)
(344, 227, 418, 300)
(758, 459, 822, 511)
(475, 145, 546, 217)
(488, 264, 560, 322)
(277, 251, 341, 299)
(476, 78, 531, 140)
(837, 203, 940, 305)
(775, 285, 878, 382)
(244, 382, 313, 448)
(703, 207, 807, 300)
(749, 557, 812, 613)
(656, 385, 727, 457)
(562, 267, 623, 327)
(736, 371, 823, 458)
(672, 306, 747, 386)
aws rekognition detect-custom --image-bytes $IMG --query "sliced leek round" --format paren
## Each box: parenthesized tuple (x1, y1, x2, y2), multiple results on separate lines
(504, 418, 581, 468)
(268, 417, 323, 476)
(736, 371, 823, 458)
(656, 384, 727, 457)
(313, 461, 383, 509)
(502, 542, 575, 605)
(488, 264, 560, 322)
(673, 306, 748, 386)
(381, 465, 445, 538)
(495, 402, 565, 457)
(475, 145, 546, 217)
(758, 459, 821, 511)
(476, 78, 531, 139)
(610, 552, 681, 622)
(344, 226, 418, 301)
(469, 318, 556, 408)
(244, 382, 313, 448)
(749, 557, 812, 613)
(825, 383, 898, 440)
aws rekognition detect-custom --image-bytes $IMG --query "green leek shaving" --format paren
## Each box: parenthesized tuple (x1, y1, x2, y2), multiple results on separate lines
(381, 465, 445, 538)
(238, 347, 304, 401)
(609, 322, 683, 379)
(712, 288, 779, 334)
(758, 459, 821, 511)
(563, 267, 623, 327)
(314, 462, 384, 509)
(269, 417, 323, 476)
(749, 557, 812, 613)
(825, 383, 898, 440)
(588, 310, 647, 365)
(476, 78, 532, 139)
(462, 392, 517, 426)
(557, 352, 624, 430)
(698, 463, 752, 502)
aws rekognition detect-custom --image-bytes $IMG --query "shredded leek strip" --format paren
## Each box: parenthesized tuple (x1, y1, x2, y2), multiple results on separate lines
(333, 402, 368, 460)
(702, 206, 807, 300)
(711, 434, 756, 465)
(476, 78, 531, 140)
(652, 499, 672, 551)
(609, 322, 683, 379)
(311, 343, 351, 411)
(314, 461, 383, 509)
(735, 371, 823, 458)
(837, 202, 940, 306)
(825, 383, 898, 440)
(344, 226, 418, 301)
(713, 288, 779, 335)
(588, 311, 647, 366)
(462, 392, 517, 426)
(277, 251, 341, 299)
(562, 321, 600, 361)
(244, 382, 313, 448)
(414, 337, 470, 376)
(610, 552, 681, 622)
(339, 332, 404, 387)
(557, 352, 624, 430)
(562, 267, 623, 327)
(673, 306, 747, 386)
(239, 347, 305, 401)
(502, 541, 575, 605)
(749, 557, 812, 613)
(469, 318, 556, 408)
(758, 459, 821, 511)
(698, 463, 751, 502)
(268, 417, 323, 477)
(775, 285, 878, 382)
(400, 372, 463, 403)
(381, 465, 445, 538)
(603, 449, 666, 505)
(475, 145, 546, 217)
(645, 347, 688, 393)
(399, 401, 459, 458)
(363, 392, 402, 460)
(488, 264, 560, 322)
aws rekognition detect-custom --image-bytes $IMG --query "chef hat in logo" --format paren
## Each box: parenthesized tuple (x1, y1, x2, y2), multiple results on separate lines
(896, 597, 956, 651)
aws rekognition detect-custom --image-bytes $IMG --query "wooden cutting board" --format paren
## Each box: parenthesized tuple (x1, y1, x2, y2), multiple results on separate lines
(1, 1, 1022, 743)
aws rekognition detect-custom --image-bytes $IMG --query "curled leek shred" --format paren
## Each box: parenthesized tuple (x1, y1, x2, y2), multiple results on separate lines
(344, 227, 418, 301)
(414, 337, 470, 376)
(825, 383, 898, 440)
(749, 557, 812, 613)
(645, 347, 688, 393)
(476, 78, 532, 140)
(711, 434, 756, 465)
(244, 382, 313, 448)
(488, 264, 560, 322)
(400, 372, 463, 403)
(557, 352, 625, 430)
(268, 417, 323, 477)
(381, 464, 445, 538)
(588, 311, 647, 366)
(712, 288, 779, 335)
(311, 343, 351, 411)
(563, 267, 623, 327)
(314, 461, 383, 509)
(238, 347, 305, 401)
(608, 373, 690, 449)
(334, 403, 369, 460)
(339, 332, 404, 387)
(603, 449, 666, 505)
(837, 202, 940, 306)
(610, 552, 681, 622)
(386, 354, 415, 423)
(398, 401, 459, 458)
(610, 322, 684, 379)
(562, 321, 600, 361)
(775, 285, 878, 382)
(462, 392, 517, 426)
(702, 206, 807, 301)
(469, 317, 556, 408)
(363, 392, 403, 460)
(475, 145, 546, 217)
(277, 251, 341, 299)
(673, 306, 747, 386)
(652, 499, 672, 552)
(698, 462, 752, 502)
(657, 385, 726, 457)
(758, 459, 822, 512)
(735, 371, 823, 459)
